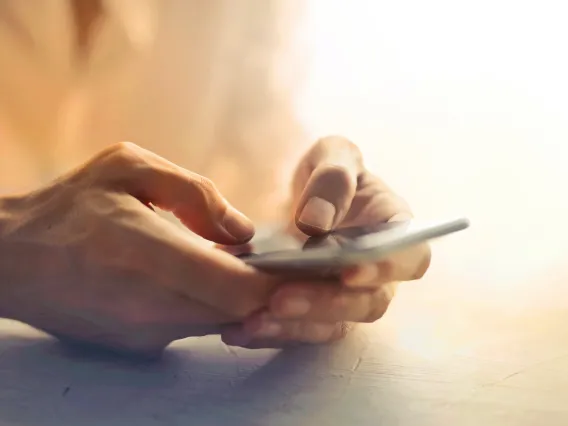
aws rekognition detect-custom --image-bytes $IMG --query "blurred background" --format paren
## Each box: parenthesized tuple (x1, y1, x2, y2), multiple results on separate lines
(297, 0, 568, 314)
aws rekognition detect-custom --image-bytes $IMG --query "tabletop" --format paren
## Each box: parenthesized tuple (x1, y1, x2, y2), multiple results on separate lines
(1, 278, 568, 426)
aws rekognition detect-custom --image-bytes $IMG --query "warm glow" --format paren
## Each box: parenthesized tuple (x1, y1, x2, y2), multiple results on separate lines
(298, 0, 568, 314)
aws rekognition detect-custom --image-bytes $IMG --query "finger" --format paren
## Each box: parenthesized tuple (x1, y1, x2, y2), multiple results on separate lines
(93, 142, 254, 244)
(268, 282, 396, 323)
(342, 242, 432, 289)
(339, 175, 411, 227)
(101, 201, 275, 320)
(252, 318, 341, 344)
(294, 137, 363, 235)
(247, 323, 343, 347)
(221, 315, 349, 348)
(159, 241, 275, 321)
(214, 242, 254, 256)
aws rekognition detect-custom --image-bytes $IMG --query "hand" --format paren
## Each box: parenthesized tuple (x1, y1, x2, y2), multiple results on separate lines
(0, 143, 275, 356)
(221, 136, 431, 348)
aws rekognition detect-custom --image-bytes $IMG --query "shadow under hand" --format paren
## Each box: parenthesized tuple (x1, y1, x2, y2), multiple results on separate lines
(0, 325, 371, 426)
(0, 332, 190, 426)
(191, 327, 372, 426)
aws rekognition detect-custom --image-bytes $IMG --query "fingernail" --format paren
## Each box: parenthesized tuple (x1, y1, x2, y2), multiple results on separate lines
(345, 264, 379, 287)
(255, 321, 282, 338)
(299, 197, 336, 231)
(223, 208, 255, 242)
(280, 297, 311, 317)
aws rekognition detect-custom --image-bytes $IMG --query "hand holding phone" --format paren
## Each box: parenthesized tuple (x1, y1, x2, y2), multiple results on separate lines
(236, 217, 469, 279)
(220, 136, 466, 349)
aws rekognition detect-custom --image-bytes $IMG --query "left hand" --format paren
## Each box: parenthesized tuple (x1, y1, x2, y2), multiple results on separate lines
(221, 136, 431, 348)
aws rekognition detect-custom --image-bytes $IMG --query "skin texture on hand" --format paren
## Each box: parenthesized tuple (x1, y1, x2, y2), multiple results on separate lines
(0, 142, 278, 357)
(221, 136, 432, 349)
(0, 138, 430, 355)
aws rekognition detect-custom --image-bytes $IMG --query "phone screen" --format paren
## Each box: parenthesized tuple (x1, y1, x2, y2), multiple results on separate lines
(230, 217, 468, 279)
(244, 222, 404, 255)
(232, 222, 407, 279)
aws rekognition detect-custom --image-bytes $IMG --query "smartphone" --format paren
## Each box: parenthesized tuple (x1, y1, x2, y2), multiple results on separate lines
(236, 217, 469, 279)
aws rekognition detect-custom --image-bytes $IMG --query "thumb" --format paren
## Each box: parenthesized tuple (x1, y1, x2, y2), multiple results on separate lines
(294, 137, 362, 235)
(96, 143, 255, 245)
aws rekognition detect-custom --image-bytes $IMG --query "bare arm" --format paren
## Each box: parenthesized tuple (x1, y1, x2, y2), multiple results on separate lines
(0, 143, 280, 356)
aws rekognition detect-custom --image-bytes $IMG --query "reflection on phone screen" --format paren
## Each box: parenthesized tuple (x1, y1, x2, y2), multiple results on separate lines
(304, 222, 402, 250)
(234, 221, 407, 259)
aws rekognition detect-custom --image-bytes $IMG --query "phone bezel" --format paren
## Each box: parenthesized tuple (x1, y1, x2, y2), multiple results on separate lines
(243, 217, 469, 270)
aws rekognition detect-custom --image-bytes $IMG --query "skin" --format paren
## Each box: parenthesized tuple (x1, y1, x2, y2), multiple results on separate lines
(220, 137, 431, 348)
(0, 138, 430, 356)
(0, 3, 430, 354)
(0, 143, 277, 356)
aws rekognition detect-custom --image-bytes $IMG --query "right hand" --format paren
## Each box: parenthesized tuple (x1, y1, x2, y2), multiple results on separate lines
(0, 143, 275, 356)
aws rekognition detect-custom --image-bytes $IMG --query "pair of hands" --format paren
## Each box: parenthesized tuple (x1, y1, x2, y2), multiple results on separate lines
(0, 137, 430, 356)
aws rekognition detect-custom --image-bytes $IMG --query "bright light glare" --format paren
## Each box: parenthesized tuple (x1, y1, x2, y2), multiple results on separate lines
(298, 0, 568, 309)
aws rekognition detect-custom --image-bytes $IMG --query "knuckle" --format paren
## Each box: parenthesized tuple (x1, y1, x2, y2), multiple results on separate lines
(187, 173, 222, 207)
(359, 192, 407, 223)
(317, 135, 360, 154)
(315, 135, 363, 164)
(331, 293, 352, 312)
(330, 322, 353, 341)
(364, 286, 394, 323)
(313, 163, 356, 190)
(196, 175, 215, 191)
(195, 175, 218, 197)
(378, 257, 396, 282)
(104, 142, 144, 168)
(90, 142, 153, 187)
(87, 142, 145, 182)
(111, 141, 140, 155)
(413, 244, 432, 280)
